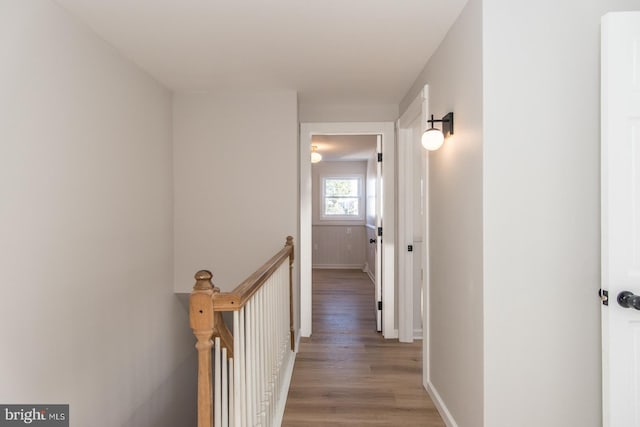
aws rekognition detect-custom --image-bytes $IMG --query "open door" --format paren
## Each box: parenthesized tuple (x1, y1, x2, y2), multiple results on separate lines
(375, 134, 383, 332)
(601, 11, 640, 427)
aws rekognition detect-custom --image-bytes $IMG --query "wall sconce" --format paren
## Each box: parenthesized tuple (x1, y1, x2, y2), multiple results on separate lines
(311, 145, 322, 163)
(422, 112, 454, 151)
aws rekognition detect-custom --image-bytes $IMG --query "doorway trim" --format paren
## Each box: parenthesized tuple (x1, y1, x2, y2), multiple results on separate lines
(398, 84, 432, 383)
(299, 122, 396, 338)
(397, 89, 425, 343)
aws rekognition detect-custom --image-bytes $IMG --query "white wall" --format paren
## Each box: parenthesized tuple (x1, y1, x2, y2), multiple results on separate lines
(0, 2, 195, 426)
(299, 103, 399, 122)
(173, 90, 298, 292)
(312, 161, 368, 268)
(482, 1, 640, 426)
(400, 0, 484, 426)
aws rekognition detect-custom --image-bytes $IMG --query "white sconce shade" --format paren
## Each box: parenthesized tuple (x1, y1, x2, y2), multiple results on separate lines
(311, 145, 322, 163)
(421, 128, 445, 151)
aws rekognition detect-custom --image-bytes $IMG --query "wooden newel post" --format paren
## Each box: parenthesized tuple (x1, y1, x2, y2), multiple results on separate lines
(286, 236, 295, 351)
(190, 270, 216, 427)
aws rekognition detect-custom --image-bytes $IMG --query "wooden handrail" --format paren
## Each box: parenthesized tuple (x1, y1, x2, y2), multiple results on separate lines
(189, 236, 295, 427)
(212, 238, 294, 311)
(190, 236, 295, 351)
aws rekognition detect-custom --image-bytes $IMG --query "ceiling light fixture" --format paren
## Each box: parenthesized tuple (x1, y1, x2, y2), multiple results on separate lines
(422, 112, 454, 151)
(311, 145, 322, 163)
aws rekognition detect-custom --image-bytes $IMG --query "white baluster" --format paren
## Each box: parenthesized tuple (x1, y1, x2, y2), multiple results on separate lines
(233, 310, 241, 427)
(270, 274, 277, 421)
(268, 283, 273, 423)
(229, 357, 234, 427)
(258, 287, 265, 426)
(215, 337, 221, 427)
(246, 300, 254, 427)
(239, 307, 247, 427)
(252, 297, 259, 425)
(264, 284, 271, 426)
(222, 348, 228, 427)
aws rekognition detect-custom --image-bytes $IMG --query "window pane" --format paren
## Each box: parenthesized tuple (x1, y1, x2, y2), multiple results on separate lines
(325, 178, 358, 197)
(324, 197, 359, 216)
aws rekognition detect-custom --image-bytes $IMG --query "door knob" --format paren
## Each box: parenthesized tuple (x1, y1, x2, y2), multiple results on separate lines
(617, 291, 640, 310)
(369, 238, 376, 244)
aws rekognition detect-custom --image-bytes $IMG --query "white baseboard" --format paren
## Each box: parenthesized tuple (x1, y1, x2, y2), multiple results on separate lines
(365, 268, 375, 284)
(273, 344, 297, 426)
(294, 329, 301, 351)
(413, 328, 423, 340)
(312, 264, 365, 269)
(425, 380, 459, 427)
(384, 328, 399, 339)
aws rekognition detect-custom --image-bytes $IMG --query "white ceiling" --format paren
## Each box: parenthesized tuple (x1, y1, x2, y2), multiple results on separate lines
(312, 135, 376, 161)
(55, 0, 467, 105)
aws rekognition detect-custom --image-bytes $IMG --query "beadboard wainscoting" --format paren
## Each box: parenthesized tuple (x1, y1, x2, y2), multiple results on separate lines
(312, 225, 367, 269)
(312, 160, 369, 270)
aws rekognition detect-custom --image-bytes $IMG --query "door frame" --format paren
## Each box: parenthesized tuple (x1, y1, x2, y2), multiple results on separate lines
(397, 90, 422, 343)
(375, 135, 383, 332)
(398, 85, 431, 381)
(398, 86, 430, 343)
(299, 122, 396, 338)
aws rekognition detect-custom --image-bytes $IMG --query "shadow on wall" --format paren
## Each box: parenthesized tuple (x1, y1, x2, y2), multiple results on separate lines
(124, 352, 197, 427)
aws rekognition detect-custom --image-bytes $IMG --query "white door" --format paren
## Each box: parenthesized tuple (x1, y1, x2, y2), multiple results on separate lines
(375, 135, 383, 332)
(601, 11, 640, 427)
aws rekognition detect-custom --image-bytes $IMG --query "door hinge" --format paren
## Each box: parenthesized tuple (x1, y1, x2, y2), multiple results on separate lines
(378, 301, 382, 311)
(377, 153, 383, 162)
(377, 227, 382, 237)
(599, 289, 609, 306)
(408, 245, 413, 252)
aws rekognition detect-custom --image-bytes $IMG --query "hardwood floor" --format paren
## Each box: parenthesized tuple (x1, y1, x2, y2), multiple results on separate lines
(282, 269, 445, 427)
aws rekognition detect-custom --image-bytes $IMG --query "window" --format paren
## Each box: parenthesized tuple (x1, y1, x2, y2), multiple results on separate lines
(321, 176, 364, 220)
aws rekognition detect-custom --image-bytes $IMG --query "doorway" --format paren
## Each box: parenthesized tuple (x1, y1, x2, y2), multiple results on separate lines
(309, 135, 379, 330)
(299, 122, 396, 339)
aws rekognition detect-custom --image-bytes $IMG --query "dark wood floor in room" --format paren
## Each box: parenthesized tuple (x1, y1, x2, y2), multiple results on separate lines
(282, 269, 445, 427)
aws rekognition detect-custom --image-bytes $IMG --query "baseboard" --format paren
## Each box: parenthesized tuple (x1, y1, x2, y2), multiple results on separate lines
(413, 328, 423, 340)
(312, 264, 365, 269)
(384, 328, 399, 339)
(365, 269, 375, 284)
(425, 380, 459, 427)
(294, 329, 301, 351)
(273, 346, 297, 426)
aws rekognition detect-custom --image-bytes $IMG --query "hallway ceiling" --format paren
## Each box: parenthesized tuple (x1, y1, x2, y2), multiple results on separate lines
(55, 0, 468, 105)
(312, 135, 376, 161)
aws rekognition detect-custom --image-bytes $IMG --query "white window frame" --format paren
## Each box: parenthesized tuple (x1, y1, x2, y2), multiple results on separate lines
(319, 174, 365, 221)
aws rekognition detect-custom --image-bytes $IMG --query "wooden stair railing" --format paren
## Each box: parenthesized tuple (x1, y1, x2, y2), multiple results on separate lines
(190, 236, 295, 427)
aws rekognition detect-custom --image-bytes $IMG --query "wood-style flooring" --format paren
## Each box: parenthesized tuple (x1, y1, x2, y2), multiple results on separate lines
(282, 269, 445, 426)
